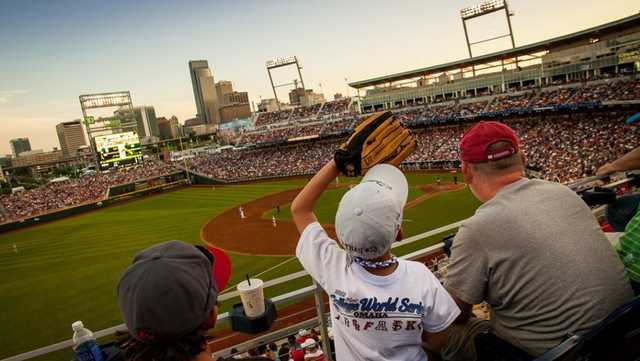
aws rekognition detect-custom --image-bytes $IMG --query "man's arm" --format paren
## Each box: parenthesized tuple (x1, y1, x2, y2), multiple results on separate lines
(422, 330, 448, 353)
(597, 147, 640, 176)
(291, 160, 340, 233)
(447, 290, 474, 324)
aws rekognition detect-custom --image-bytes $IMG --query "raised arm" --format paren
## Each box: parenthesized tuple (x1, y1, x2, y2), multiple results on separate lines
(291, 160, 340, 233)
(597, 146, 640, 176)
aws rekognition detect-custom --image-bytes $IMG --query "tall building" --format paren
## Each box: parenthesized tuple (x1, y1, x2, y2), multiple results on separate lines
(299, 91, 325, 107)
(114, 106, 160, 139)
(215, 80, 233, 102)
(189, 60, 220, 125)
(157, 116, 182, 140)
(289, 88, 307, 105)
(56, 120, 87, 157)
(134, 106, 160, 138)
(9, 138, 31, 157)
(257, 98, 280, 112)
(214, 80, 252, 122)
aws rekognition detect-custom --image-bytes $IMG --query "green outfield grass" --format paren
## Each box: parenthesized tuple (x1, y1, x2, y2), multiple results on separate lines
(0, 172, 479, 360)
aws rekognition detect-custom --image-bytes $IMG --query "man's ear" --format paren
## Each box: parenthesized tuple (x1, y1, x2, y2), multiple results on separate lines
(201, 305, 218, 330)
(395, 228, 404, 242)
(461, 161, 473, 184)
(519, 151, 527, 168)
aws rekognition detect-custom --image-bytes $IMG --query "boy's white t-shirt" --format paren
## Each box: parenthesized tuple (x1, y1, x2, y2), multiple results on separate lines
(296, 222, 460, 361)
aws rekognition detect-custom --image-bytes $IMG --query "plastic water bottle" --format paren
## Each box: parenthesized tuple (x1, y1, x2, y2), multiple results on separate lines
(72, 321, 104, 361)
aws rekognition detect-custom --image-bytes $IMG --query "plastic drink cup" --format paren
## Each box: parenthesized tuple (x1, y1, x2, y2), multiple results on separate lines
(237, 278, 265, 318)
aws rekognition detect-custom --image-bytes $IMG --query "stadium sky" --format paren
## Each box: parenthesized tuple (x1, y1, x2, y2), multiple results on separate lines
(0, 0, 638, 155)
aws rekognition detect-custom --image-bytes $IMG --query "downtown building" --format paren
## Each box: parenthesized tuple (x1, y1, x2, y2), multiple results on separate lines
(215, 80, 251, 123)
(9, 138, 31, 157)
(56, 120, 87, 158)
(189, 60, 220, 125)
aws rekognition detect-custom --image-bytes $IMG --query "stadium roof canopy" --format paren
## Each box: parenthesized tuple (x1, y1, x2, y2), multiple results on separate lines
(349, 13, 640, 89)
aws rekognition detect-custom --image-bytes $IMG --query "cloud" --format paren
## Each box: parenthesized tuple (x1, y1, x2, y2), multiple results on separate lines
(0, 90, 29, 104)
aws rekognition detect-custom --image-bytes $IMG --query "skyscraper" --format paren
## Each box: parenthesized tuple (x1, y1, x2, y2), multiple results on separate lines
(9, 138, 31, 157)
(189, 60, 220, 125)
(215, 80, 233, 103)
(114, 106, 160, 140)
(56, 120, 87, 157)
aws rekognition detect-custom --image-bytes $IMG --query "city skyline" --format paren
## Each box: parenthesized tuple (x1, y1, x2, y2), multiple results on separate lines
(0, 0, 638, 154)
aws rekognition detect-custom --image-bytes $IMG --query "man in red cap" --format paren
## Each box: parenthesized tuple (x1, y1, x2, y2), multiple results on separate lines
(441, 121, 632, 361)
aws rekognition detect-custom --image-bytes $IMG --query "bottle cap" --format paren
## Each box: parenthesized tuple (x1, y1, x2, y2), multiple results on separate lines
(72, 321, 84, 331)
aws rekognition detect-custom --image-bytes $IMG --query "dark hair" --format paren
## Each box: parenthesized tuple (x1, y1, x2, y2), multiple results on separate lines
(269, 342, 278, 352)
(256, 344, 267, 354)
(278, 344, 291, 361)
(117, 329, 207, 361)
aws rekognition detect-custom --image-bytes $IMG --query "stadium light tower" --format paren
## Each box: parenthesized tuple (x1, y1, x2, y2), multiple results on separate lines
(265, 56, 305, 110)
(460, 0, 516, 58)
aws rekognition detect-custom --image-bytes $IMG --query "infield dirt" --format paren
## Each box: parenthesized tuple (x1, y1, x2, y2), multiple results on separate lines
(201, 183, 464, 256)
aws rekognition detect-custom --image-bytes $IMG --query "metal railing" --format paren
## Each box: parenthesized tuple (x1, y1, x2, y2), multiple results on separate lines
(1, 220, 462, 361)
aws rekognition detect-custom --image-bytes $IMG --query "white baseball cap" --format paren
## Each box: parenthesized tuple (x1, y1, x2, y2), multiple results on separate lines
(335, 164, 408, 260)
(301, 338, 317, 348)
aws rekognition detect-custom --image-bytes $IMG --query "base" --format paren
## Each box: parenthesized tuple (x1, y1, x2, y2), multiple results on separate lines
(230, 299, 277, 334)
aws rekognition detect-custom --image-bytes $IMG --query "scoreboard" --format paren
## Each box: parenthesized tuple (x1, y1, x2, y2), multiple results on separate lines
(94, 132, 142, 169)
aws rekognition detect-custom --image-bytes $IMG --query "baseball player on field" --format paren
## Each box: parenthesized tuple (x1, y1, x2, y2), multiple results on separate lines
(291, 112, 460, 361)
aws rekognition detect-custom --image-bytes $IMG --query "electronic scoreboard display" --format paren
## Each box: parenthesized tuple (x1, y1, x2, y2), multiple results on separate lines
(95, 132, 142, 169)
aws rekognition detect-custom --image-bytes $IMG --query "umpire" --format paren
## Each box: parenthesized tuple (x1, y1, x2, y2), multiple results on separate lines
(441, 121, 633, 361)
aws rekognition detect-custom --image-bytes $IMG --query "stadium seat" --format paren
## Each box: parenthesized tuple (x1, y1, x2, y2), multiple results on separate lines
(474, 332, 533, 361)
(532, 336, 581, 361)
(474, 295, 640, 361)
(573, 295, 640, 361)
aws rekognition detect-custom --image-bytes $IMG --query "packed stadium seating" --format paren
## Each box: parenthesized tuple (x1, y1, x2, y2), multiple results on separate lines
(384, 78, 640, 121)
(319, 98, 351, 116)
(0, 161, 180, 222)
(186, 111, 640, 184)
(184, 140, 339, 181)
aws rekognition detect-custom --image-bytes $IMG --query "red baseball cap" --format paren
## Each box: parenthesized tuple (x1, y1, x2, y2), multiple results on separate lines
(460, 121, 520, 163)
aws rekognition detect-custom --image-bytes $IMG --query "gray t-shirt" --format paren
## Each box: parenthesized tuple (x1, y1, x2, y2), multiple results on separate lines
(445, 178, 633, 356)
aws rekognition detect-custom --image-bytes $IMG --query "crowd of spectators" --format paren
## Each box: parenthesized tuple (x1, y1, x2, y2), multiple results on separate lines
(0, 161, 180, 222)
(254, 109, 293, 127)
(319, 98, 350, 116)
(456, 100, 489, 117)
(239, 118, 356, 145)
(220, 327, 331, 360)
(529, 87, 576, 107)
(183, 141, 338, 181)
(290, 103, 322, 121)
(187, 112, 639, 184)
(373, 78, 640, 120)
(405, 113, 639, 183)
(485, 93, 533, 113)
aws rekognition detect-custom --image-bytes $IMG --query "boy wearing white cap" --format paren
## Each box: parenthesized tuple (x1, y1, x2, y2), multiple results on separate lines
(292, 160, 460, 361)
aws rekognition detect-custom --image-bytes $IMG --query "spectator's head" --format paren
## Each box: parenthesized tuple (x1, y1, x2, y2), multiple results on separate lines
(301, 338, 318, 353)
(460, 121, 525, 202)
(269, 342, 278, 353)
(117, 240, 230, 361)
(335, 164, 408, 261)
(278, 344, 291, 361)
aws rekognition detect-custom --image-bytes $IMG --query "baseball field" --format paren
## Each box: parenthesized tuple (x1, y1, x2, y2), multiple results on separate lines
(0, 171, 480, 360)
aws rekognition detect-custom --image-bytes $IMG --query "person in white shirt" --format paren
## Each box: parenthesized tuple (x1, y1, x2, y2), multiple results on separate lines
(301, 339, 324, 360)
(292, 160, 461, 361)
